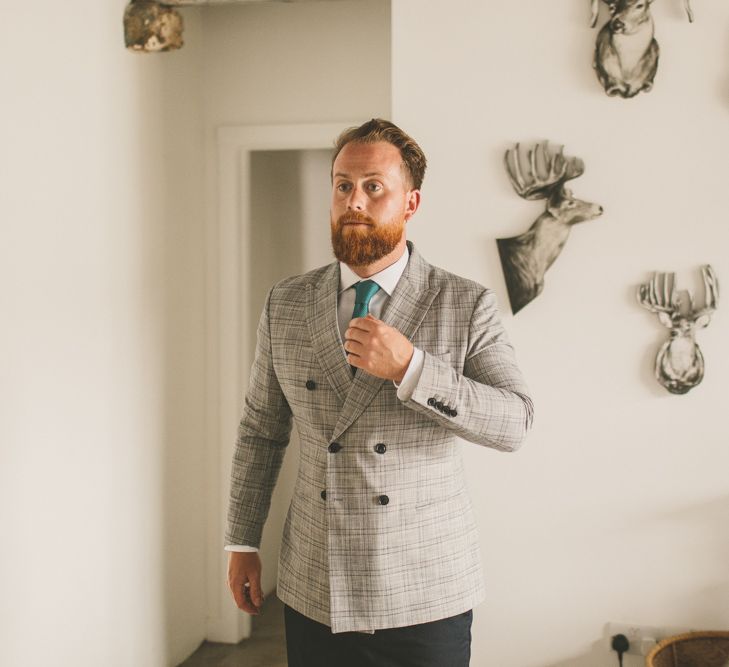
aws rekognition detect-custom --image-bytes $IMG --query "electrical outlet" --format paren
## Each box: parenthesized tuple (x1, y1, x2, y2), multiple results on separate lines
(607, 623, 661, 656)
(606, 622, 694, 656)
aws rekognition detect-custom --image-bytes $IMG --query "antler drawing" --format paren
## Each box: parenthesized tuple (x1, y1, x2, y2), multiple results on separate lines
(590, 0, 694, 27)
(591, 0, 693, 98)
(497, 141, 603, 315)
(637, 265, 719, 394)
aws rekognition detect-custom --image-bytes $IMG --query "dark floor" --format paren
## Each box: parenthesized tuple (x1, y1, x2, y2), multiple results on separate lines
(179, 593, 287, 667)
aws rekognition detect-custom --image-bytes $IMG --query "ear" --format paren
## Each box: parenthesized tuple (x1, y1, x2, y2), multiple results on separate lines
(695, 313, 711, 329)
(546, 187, 566, 216)
(404, 189, 421, 222)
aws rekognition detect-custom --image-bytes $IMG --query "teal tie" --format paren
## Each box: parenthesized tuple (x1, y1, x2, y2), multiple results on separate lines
(351, 280, 381, 319)
(349, 280, 380, 375)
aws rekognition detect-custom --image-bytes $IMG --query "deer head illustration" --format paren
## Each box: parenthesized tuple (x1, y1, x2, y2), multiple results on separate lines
(591, 0, 693, 98)
(637, 265, 719, 394)
(497, 141, 603, 315)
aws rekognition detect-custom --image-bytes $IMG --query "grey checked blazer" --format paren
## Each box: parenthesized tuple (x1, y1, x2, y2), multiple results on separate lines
(226, 240, 534, 633)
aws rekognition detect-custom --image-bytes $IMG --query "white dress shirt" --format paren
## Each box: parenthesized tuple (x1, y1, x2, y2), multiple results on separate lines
(226, 246, 425, 553)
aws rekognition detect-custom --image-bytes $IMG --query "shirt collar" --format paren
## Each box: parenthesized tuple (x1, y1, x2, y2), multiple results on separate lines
(338, 245, 410, 297)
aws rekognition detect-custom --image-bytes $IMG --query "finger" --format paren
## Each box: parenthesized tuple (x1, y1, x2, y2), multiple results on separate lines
(349, 348, 369, 368)
(229, 577, 259, 615)
(239, 582, 261, 615)
(348, 317, 373, 331)
(344, 339, 364, 356)
(344, 327, 364, 343)
(229, 578, 247, 611)
(248, 572, 264, 609)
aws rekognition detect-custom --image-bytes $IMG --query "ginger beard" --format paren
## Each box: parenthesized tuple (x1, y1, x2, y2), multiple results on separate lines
(330, 211, 406, 267)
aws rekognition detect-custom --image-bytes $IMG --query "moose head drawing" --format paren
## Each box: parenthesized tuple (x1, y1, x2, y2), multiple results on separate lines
(497, 141, 603, 315)
(638, 265, 719, 394)
(591, 0, 694, 98)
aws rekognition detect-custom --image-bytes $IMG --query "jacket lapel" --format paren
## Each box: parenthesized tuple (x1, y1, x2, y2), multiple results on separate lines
(329, 241, 441, 441)
(306, 261, 354, 404)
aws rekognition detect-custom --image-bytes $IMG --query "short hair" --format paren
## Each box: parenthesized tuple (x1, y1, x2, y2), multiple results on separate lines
(332, 118, 427, 190)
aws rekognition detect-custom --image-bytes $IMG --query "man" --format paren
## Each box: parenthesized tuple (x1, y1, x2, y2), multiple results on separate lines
(226, 119, 534, 666)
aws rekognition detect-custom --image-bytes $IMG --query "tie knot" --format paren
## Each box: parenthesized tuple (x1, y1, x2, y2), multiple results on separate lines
(352, 280, 381, 318)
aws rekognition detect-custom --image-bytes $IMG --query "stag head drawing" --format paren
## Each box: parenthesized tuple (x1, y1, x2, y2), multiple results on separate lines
(638, 265, 719, 394)
(497, 142, 603, 315)
(590, 0, 694, 98)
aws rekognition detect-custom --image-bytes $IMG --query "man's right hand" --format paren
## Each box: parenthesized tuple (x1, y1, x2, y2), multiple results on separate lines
(227, 551, 264, 615)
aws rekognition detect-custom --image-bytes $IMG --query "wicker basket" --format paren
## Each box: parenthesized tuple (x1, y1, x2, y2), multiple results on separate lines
(646, 631, 729, 667)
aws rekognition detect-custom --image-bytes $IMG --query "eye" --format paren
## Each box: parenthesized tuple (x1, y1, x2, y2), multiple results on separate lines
(366, 182, 383, 193)
(336, 182, 352, 193)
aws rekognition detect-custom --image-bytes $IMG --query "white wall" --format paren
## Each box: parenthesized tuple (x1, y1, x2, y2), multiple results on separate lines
(391, 2, 729, 666)
(1, 3, 207, 665)
(201, 0, 391, 129)
(11, 2, 722, 665)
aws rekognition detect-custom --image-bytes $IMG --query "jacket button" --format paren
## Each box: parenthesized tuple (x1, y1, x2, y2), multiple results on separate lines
(374, 443, 387, 454)
(378, 494, 389, 506)
(328, 442, 342, 453)
(305, 379, 316, 390)
(427, 398, 436, 406)
(321, 490, 327, 500)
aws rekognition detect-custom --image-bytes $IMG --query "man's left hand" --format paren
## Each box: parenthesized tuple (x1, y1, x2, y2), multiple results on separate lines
(344, 314, 414, 382)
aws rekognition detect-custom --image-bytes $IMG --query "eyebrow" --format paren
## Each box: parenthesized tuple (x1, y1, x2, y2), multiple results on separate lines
(333, 171, 385, 179)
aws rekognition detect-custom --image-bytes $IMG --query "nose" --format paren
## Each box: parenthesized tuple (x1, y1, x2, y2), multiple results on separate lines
(346, 185, 366, 211)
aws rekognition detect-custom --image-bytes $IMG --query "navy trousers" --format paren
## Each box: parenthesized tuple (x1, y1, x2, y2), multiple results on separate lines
(284, 604, 473, 667)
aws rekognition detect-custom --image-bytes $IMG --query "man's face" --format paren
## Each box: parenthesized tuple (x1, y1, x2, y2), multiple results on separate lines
(330, 141, 419, 267)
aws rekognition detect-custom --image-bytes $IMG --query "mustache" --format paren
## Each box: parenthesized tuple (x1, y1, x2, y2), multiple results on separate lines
(337, 212, 375, 226)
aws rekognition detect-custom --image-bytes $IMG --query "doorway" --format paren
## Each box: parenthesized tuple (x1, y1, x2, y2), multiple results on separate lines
(207, 124, 353, 644)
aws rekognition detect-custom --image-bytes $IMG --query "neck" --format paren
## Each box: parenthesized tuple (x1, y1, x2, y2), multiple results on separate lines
(348, 238, 407, 279)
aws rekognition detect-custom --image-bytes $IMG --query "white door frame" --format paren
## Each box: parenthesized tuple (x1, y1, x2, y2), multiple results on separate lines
(205, 122, 355, 643)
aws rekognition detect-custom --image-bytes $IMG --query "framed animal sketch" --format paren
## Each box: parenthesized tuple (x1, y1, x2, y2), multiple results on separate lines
(637, 265, 719, 394)
(497, 141, 603, 315)
(590, 0, 694, 98)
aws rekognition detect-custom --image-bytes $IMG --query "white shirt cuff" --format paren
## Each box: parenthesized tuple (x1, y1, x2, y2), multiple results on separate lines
(224, 545, 259, 552)
(394, 347, 424, 401)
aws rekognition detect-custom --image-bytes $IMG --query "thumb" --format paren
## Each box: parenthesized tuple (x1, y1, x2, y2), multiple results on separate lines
(365, 313, 378, 320)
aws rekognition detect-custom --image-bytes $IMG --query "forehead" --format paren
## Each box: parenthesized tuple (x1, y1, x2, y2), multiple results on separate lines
(333, 141, 404, 178)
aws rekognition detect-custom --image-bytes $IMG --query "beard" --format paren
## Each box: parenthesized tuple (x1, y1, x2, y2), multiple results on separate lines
(330, 211, 405, 267)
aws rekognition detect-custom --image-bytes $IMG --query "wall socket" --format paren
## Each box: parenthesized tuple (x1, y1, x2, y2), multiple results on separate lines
(606, 622, 694, 656)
